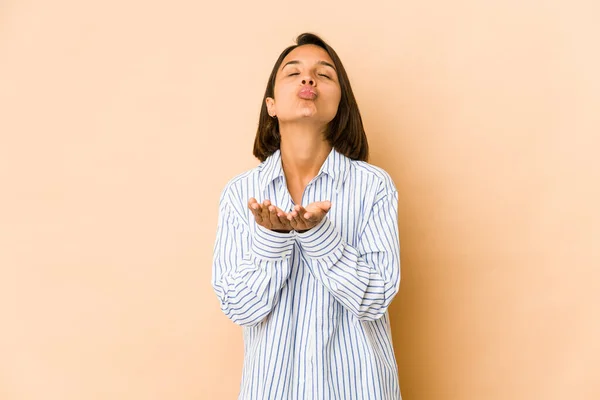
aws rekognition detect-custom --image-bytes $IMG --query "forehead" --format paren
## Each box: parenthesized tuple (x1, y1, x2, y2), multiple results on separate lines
(280, 44, 334, 68)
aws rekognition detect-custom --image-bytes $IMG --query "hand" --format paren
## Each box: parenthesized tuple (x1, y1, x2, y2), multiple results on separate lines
(248, 198, 293, 232)
(287, 201, 332, 232)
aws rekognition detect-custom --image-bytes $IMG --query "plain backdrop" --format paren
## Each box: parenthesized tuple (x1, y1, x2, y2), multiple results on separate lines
(1, 0, 599, 399)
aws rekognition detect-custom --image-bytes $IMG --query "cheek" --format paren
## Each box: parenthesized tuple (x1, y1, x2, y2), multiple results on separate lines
(273, 87, 296, 107)
(334, 86, 342, 102)
(326, 88, 342, 110)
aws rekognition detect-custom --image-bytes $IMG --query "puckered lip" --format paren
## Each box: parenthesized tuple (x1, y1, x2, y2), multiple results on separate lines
(298, 86, 317, 99)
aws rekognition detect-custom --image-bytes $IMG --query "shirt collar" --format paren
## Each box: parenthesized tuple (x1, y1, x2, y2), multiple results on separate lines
(258, 149, 285, 193)
(259, 148, 351, 194)
(319, 147, 351, 193)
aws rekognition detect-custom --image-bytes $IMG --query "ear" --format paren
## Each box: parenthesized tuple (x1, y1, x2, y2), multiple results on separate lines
(265, 97, 276, 117)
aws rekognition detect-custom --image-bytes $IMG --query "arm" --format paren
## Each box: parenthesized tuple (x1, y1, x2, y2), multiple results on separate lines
(211, 192, 295, 327)
(296, 191, 400, 321)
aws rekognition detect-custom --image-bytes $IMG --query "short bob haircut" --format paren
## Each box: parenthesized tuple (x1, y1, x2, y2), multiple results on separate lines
(253, 33, 369, 162)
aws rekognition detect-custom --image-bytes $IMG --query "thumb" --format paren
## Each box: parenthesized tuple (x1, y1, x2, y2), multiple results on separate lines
(314, 201, 332, 212)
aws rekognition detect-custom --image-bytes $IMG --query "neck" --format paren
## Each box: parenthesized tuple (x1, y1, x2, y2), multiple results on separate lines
(279, 122, 332, 186)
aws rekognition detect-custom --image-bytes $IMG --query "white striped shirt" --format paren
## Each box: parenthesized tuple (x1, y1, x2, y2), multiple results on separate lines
(212, 148, 401, 399)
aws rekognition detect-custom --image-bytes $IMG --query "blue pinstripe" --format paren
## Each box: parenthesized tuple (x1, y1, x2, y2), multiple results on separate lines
(212, 148, 401, 399)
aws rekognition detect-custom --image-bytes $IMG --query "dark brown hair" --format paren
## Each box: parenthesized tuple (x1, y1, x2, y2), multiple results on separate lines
(253, 33, 369, 162)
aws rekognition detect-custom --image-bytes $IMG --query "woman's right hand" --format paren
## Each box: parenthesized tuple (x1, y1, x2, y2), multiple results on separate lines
(248, 198, 293, 233)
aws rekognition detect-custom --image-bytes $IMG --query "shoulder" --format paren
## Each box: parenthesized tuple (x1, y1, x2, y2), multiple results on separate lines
(216, 165, 262, 225)
(348, 160, 397, 199)
(219, 166, 260, 203)
(218, 153, 278, 206)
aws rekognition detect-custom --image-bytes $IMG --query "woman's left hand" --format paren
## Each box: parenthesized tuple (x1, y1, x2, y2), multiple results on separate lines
(287, 201, 331, 231)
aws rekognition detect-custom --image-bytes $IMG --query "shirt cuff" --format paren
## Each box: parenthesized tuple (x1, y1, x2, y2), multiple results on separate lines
(296, 217, 343, 259)
(251, 224, 296, 260)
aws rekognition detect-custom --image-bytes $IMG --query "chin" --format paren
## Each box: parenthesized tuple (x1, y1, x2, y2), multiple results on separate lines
(299, 109, 316, 118)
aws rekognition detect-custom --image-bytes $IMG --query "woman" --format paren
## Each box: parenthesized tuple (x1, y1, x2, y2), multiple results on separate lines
(212, 33, 401, 399)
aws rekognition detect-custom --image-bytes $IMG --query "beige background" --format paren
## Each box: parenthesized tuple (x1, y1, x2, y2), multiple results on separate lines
(1, 0, 599, 399)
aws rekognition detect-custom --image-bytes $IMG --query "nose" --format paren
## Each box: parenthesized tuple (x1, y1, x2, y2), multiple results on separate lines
(301, 77, 315, 86)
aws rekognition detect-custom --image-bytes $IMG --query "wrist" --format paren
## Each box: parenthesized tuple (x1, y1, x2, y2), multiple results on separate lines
(296, 217, 342, 259)
(253, 224, 295, 260)
(271, 228, 309, 233)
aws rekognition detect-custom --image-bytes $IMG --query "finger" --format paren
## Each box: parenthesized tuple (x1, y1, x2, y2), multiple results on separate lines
(279, 216, 293, 230)
(300, 205, 326, 228)
(253, 209, 263, 224)
(288, 213, 301, 230)
(260, 200, 273, 226)
(260, 202, 272, 227)
(272, 206, 292, 228)
(248, 198, 262, 213)
(249, 199, 268, 224)
(303, 201, 331, 222)
(303, 208, 324, 223)
(303, 211, 318, 222)
(286, 208, 296, 227)
(268, 205, 282, 227)
(295, 205, 308, 220)
(272, 205, 286, 218)
(253, 205, 264, 224)
(289, 205, 306, 229)
(313, 201, 332, 212)
(247, 198, 258, 210)
(288, 205, 302, 220)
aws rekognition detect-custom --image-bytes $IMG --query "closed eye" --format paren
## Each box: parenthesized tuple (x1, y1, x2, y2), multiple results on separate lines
(288, 72, 300, 76)
(318, 74, 331, 79)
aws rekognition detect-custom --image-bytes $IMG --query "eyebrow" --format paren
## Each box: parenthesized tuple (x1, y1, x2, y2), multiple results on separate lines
(281, 60, 337, 71)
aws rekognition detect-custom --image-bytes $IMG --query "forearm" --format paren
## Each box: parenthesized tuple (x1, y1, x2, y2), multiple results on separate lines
(296, 196, 401, 320)
(212, 208, 296, 326)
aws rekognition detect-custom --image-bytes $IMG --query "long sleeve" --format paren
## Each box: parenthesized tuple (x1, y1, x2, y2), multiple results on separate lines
(211, 192, 295, 326)
(296, 191, 400, 321)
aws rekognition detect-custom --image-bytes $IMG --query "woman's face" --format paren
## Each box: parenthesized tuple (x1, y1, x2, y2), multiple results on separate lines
(266, 44, 341, 126)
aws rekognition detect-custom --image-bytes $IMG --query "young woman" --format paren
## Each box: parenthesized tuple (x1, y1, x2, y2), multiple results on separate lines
(212, 33, 401, 399)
